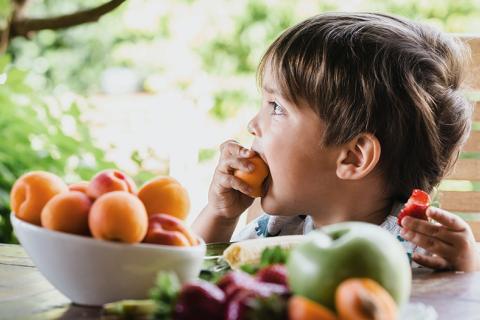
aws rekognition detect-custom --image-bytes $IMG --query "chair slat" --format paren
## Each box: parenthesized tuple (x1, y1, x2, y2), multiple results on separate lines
(468, 220, 480, 241)
(438, 191, 480, 212)
(474, 101, 480, 121)
(463, 130, 480, 152)
(445, 159, 480, 180)
(460, 36, 480, 91)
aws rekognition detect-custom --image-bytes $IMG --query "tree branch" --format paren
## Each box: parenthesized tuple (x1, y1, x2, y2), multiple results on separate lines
(9, 0, 126, 38)
(0, 0, 28, 53)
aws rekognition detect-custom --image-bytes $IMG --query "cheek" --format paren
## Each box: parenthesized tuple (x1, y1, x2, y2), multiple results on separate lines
(267, 140, 309, 190)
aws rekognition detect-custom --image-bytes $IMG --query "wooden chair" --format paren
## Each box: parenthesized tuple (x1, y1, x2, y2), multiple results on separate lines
(438, 35, 480, 241)
(246, 35, 480, 241)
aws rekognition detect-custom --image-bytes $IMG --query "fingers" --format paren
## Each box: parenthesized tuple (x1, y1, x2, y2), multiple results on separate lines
(401, 216, 457, 245)
(217, 157, 255, 175)
(400, 228, 454, 258)
(213, 140, 259, 198)
(220, 140, 255, 158)
(216, 173, 252, 196)
(426, 207, 467, 232)
(413, 253, 450, 270)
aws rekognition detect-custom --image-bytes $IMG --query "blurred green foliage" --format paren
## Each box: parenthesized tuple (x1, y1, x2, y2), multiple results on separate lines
(7, 0, 480, 97)
(0, 55, 116, 242)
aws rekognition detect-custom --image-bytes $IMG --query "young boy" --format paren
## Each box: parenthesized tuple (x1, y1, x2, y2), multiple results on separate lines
(193, 13, 480, 272)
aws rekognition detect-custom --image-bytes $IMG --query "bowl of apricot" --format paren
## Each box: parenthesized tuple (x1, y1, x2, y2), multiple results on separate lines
(10, 170, 206, 306)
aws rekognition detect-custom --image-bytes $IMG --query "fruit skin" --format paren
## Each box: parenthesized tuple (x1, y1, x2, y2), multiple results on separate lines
(287, 222, 411, 311)
(335, 278, 398, 320)
(397, 189, 430, 227)
(68, 181, 89, 194)
(174, 281, 226, 320)
(288, 296, 337, 320)
(41, 191, 92, 235)
(89, 191, 148, 243)
(138, 176, 190, 220)
(11, 171, 69, 225)
(87, 169, 137, 200)
(143, 213, 198, 247)
(218, 271, 289, 320)
(256, 264, 288, 287)
(224, 289, 258, 320)
(218, 271, 289, 301)
(233, 155, 269, 198)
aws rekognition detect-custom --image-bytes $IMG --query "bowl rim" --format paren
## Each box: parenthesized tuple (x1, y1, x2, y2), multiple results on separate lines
(10, 212, 205, 253)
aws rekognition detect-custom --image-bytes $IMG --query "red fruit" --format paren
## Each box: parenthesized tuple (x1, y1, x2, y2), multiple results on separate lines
(218, 271, 288, 301)
(397, 189, 431, 227)
(218, 271, 254, 295)
(174, 281, 225, 320)
(225, 290, 258, 320)
(256, 264, 288, 287)
(143, 213, 198, 246)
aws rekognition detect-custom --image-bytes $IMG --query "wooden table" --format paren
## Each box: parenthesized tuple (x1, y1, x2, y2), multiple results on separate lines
(1, 244, 480, 320)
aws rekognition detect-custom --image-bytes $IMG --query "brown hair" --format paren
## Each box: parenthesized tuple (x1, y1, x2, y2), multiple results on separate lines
(258, 12, 472, 201)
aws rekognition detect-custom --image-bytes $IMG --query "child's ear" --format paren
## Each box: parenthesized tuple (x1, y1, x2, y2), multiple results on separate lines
(336, 133, 381, 180)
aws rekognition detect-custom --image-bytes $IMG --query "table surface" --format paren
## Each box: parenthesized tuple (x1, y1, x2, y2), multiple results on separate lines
(1, 244, 480, 320)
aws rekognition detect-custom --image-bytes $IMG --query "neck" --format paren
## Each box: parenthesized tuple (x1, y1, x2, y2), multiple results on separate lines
(310, 181, 393, 228)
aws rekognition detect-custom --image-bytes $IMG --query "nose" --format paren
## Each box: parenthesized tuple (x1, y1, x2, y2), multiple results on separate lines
(247, 114, 259, 136)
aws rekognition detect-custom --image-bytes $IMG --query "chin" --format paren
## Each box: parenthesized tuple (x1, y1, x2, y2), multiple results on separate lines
(260, 196, 296, 216)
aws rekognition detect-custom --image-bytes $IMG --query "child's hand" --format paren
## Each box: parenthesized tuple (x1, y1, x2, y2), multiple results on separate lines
(400, 207, 480, 272)
(207, 140, 258, 219)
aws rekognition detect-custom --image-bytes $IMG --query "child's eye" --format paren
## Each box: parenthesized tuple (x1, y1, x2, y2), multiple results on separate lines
(269, 100, 285, 115)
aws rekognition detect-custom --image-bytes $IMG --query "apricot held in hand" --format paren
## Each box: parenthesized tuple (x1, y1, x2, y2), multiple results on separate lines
(233, 155, 269, 198)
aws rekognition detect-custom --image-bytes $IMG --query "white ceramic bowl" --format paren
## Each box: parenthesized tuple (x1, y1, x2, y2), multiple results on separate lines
(11, 213, 206, 306)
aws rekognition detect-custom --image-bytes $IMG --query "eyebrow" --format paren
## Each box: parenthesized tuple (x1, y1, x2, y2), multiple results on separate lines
(262, 85, 278, 94)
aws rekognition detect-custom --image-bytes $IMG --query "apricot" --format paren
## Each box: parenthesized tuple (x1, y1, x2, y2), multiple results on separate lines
(335, 278, 398, 320)
(289, 296, 337, 320)
(41, 191, 92, 235)
(138, 176, 190, 220)
(89, 191, 148, 244)
(87, 169, 137, 200)
(233, 155, 269, 198)
(11, 171, 69, 225)
(68, 181, 89, 194)
(143, 213, 198, 246)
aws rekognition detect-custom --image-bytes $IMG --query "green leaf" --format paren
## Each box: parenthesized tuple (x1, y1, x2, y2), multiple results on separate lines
(259, 246, 290, 267)
(238, 246, 290, 276)
(246, 294, 288, 320)
(240, 263, 260, 275)
(149, 272, 181, 320)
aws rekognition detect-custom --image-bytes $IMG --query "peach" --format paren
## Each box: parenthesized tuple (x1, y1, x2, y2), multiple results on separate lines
(87, 169, 137, 200)
(234, 155, 269, 198)
(143, 213, 198, 246)
(138, 176, 190, 220)
(41, 191, 92, 235)
(89, 191, 148, 243)
(68, 181, 89, 194)
(10, 171, 69, 225)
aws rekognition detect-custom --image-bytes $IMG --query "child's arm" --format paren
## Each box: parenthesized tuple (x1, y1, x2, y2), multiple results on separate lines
(400, 207, 480, 272)
(192, 140, 258, 243)
(193, 205, 240, 243)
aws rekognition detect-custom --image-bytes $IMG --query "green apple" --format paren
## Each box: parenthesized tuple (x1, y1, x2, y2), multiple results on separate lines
(286, 222, 411, 311)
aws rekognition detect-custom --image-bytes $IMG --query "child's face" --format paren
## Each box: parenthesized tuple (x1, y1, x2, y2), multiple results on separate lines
(248, 64, 341, 216)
